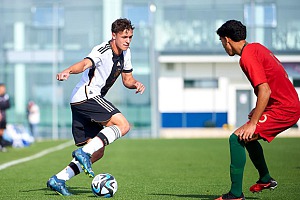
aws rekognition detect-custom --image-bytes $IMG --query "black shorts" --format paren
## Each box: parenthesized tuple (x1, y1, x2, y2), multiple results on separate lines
(0, 120, 6, 129)
(71, 96, 120, 146)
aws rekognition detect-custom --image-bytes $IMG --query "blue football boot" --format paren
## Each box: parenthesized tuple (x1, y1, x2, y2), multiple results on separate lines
(72, 148, 94, 178)
(47, 175, 72, 196)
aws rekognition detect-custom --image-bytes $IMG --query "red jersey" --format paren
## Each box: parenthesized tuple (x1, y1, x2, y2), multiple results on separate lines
(239, 43, 300, 116)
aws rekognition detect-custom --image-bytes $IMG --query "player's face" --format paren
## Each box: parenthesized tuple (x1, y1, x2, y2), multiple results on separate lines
(220, 37, 234, 56)
(0, 86, 5, 95)
(112, 29, 133, 52)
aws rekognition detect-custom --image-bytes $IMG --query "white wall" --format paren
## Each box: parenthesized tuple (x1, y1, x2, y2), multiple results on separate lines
(158, 77, 229, 113)
(158, 61, 252, 127)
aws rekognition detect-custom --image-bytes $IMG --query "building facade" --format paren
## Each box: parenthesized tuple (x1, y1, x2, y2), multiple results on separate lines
(0, 0, 299, 139)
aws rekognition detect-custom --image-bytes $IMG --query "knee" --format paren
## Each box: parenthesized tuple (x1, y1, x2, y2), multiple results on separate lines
(119, 120, 130, 136)
(229, 133, 245, 146)
(229, 133, 238, 143)
(107, 113, 131, 136)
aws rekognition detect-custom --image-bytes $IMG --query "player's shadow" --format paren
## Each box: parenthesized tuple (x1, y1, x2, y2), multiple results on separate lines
(19, 188, 48, 193)
(149, 193, 259, 199)
(20, 186, 91, 196)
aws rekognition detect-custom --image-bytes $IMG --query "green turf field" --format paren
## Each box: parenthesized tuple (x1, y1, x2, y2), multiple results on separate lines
(0, 137, 299, 200)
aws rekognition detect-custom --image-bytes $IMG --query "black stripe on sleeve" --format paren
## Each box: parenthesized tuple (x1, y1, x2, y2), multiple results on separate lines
(84, 57, 95, 68)
(122, 69, 133, 73)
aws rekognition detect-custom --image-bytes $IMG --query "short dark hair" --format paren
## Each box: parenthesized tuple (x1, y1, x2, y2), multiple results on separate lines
(216, 20, 246, 42)
(111, 18, 135, 33)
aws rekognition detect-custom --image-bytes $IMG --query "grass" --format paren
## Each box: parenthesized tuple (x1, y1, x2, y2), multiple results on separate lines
(0, 137, 299, 199)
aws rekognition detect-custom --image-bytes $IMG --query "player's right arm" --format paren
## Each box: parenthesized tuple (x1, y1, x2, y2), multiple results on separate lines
(56, 58, 93, 81)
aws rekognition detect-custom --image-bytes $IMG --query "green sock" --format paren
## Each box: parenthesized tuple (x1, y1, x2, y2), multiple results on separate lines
(245, 140, 271, 182)
(229, 134, 246, 197)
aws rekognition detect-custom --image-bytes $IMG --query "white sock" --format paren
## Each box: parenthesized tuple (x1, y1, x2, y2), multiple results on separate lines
(56, 159, 83, 181)
(82, 125, 121, 155)
(82, 136, 103, 155)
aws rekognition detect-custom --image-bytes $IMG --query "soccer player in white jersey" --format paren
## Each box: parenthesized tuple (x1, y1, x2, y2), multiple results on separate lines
(47, 18, 145, 196)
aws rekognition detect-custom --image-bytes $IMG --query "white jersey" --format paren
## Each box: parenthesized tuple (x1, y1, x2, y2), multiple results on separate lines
(70, 41, 133, 103)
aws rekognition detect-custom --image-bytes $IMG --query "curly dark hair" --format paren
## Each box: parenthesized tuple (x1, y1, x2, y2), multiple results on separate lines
(111, 18, 135, 33)
(216, 20, 246, 42)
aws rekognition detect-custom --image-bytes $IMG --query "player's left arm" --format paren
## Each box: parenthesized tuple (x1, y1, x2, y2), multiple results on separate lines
(238, 82, 271, 141)
(250, 83, 271, 124)
(121, 72, 145, 94)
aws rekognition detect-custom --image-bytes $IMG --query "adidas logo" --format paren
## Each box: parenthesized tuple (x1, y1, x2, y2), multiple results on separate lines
(89, 91, 93, 94)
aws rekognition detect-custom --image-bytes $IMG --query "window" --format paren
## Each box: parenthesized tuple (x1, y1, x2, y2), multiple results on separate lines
(32, 7, 64, 28)
(244, 3, 277, 28)
(184, 78, 218, 88)
(124, 5, 150, 26)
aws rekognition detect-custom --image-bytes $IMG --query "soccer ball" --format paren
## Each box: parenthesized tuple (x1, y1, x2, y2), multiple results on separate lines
(91, 173, 118, 198)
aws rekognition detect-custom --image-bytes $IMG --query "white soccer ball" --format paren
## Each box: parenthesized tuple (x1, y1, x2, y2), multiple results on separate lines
(91, 173, 118, 198)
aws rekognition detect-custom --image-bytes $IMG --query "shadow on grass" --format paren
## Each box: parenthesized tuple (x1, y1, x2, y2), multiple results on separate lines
(149, 193, 260, 199)
(20, 186, 92, 196)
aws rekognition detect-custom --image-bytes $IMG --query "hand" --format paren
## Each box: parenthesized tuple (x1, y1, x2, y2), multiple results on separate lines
(134, 82, 145, 94)
(236, 122, 257, 142)
(56, 71, 70, 81)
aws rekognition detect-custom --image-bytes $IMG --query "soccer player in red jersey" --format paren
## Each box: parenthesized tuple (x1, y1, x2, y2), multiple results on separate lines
(215, 20, 300, 200)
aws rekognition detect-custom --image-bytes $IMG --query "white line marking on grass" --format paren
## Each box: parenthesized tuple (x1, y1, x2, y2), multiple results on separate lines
(0, 140, 74, 171)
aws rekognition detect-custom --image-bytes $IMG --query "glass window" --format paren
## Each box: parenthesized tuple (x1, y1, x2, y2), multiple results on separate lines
(32, 7, 65, 28)
(124, 5, 150, 26)
(244, 3, 277, 27)
(184, 79, 219, 88)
